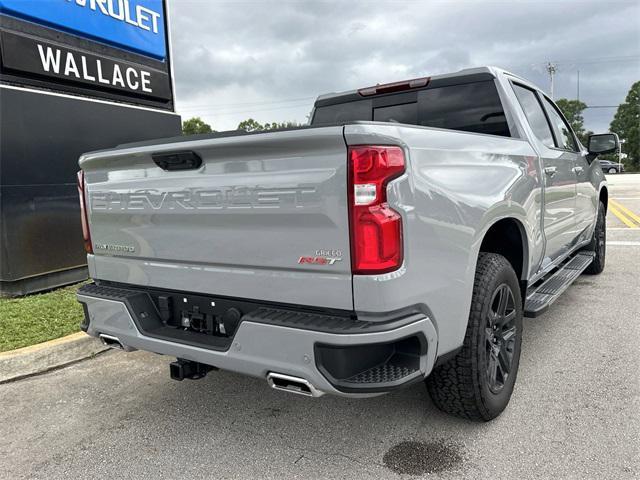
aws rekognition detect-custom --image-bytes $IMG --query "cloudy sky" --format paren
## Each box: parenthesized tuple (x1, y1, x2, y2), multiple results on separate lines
(168, 0, 640, 133)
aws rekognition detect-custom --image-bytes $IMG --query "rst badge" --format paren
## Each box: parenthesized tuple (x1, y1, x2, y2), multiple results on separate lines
(298, 250, 343, 266)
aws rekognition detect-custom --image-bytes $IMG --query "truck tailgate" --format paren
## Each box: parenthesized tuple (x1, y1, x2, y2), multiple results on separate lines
(79, 127, 353, 310)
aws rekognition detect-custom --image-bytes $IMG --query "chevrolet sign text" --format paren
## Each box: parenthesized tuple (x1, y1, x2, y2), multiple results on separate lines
(66, 0, 161, 34)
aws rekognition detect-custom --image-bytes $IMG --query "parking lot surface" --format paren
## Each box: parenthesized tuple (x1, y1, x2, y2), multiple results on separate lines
(1, 175, 639, 480)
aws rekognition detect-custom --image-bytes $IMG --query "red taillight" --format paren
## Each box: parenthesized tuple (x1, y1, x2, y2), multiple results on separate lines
(348, 146, 405, 274)
(77, 170, 93, 254)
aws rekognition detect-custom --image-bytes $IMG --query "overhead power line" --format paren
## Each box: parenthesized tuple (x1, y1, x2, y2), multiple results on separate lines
(176, 102, 311, 114)
(547, 55, 639, 66)
(177, 96, 315, 112)
(176, 102, 313, 117)
(506, 54, 640, 69)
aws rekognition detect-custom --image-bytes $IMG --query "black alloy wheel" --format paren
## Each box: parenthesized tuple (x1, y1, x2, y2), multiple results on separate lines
(485, 284, 517, 394)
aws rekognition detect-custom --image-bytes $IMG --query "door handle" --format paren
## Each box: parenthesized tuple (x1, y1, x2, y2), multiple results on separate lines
(152, 151, 202, 171)
(544, 166, 557, 177)
(572, 166, 584, 174)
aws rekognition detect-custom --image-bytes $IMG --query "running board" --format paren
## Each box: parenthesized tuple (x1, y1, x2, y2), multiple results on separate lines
(524, 252, 594, 318)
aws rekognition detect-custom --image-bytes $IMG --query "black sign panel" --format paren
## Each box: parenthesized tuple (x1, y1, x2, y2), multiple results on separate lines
(0, 30, 171, 102)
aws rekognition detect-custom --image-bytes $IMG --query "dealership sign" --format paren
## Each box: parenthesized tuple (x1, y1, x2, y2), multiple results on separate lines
(0, 31, 171, 100)
(0, 0, 166, 60)
(0, 0, 172, 108)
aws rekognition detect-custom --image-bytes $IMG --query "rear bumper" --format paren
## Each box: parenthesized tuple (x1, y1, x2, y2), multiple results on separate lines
(77, 284, 438, 398)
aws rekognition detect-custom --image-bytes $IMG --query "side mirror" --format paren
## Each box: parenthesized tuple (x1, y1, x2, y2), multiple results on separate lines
(587, 133, 619, 161)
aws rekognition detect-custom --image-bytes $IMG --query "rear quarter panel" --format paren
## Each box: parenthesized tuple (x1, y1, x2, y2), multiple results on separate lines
(345, 123, 542, 355)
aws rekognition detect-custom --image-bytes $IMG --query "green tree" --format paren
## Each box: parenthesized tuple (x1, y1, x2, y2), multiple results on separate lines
(237, 119, 302, 132)
(555, 98, 592, 145)
(610, 81, 640, 171)
(237, 118, 264, 132)
(182, 117, 214, 135)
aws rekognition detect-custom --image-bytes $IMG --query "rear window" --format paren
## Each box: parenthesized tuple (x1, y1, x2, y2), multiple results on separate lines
(312, 100, 372, 124)
(312, 80, 510, 137)
(374, 102, 417, 124)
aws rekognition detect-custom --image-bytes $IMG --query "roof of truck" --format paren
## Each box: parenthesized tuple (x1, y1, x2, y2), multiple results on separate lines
(314, 66, 515, 107)
(109, 67, 525, 152)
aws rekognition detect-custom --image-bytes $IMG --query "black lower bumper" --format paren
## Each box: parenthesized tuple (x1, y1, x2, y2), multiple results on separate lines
(78, 281, 430, 394)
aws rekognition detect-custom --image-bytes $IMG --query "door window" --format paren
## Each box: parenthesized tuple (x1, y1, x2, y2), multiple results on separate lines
(542, 97, 578, 151)
(512, 84, 554, 148)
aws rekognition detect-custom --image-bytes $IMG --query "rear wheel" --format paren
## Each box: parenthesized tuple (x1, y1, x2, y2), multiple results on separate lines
(583, 201, 606, 274)
(608, 167, 617, 174)
(426, 253, 523, 421)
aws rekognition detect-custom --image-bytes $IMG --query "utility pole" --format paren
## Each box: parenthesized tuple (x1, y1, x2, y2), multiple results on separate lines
(546, 62, 557, 99)
(577, 69, 580, 102)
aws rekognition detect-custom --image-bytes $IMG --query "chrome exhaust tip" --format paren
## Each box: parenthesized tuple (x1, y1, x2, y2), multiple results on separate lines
(99, 333, 124, 350)
(267, 372, 323, 397)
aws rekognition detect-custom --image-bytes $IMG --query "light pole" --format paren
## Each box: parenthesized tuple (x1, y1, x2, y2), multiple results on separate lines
(618, 138, 625, 173)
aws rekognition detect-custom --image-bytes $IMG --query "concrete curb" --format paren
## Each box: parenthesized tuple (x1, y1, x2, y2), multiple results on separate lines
(0, 332, 109, 384)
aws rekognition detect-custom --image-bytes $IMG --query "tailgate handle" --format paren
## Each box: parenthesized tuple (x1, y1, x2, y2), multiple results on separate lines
(152, 151, 202, 171)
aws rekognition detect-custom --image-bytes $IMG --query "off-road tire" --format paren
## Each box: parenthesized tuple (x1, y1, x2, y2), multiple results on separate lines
(426, 253, 523, 421)
(583, 201, 606, 274)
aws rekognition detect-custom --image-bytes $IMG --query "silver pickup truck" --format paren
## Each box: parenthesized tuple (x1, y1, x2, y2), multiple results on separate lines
(76, 67, 618, 421)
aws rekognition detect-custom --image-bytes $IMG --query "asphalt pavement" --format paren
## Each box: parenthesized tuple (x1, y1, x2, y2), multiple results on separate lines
(1, 175, 639, 480)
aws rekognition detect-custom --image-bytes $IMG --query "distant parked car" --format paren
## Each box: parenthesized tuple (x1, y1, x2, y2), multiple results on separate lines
(599, 159, 624, 174)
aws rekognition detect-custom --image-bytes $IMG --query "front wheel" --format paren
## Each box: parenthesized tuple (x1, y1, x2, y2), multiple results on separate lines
(608, 167, 617, 174)
(426, 253, 523, 421)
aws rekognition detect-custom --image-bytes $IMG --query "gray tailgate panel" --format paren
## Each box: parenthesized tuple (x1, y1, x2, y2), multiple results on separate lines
(81, 126, 353, 310)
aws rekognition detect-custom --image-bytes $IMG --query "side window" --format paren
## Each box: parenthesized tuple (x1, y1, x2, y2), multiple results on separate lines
(512, 84, 554, 148)
(542, 97, 578, 151)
